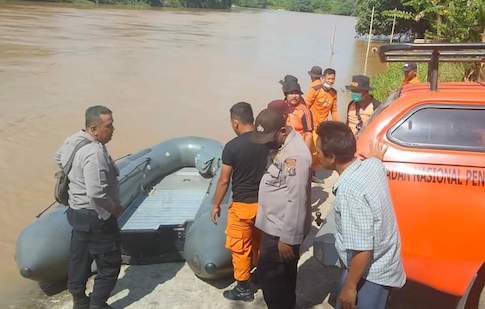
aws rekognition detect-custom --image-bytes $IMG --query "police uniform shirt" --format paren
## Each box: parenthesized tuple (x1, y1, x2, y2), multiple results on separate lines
(55, 130, 121, 220)
(256, 129, 312, 245)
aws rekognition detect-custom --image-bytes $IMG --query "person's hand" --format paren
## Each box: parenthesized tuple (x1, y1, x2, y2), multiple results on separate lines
(210, 205, 221, 225)
(112, 206, 123, 218)
(339, 285, 357, 309)
(278, 241, 295, 262)
(368, 139, 388, 161)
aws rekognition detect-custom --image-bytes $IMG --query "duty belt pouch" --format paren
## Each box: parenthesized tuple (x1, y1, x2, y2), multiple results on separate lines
(54, 139, 91, 205)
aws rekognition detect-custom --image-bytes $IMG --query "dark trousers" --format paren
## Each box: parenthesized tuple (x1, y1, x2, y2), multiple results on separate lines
(257, 231, 300, 309)
(67, 208, 122, 307)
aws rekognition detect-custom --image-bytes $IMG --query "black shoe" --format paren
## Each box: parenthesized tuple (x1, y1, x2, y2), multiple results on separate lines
(89, 303, 113, 309)
(223, 284, 255, 302)
(73, 295, 90, 309)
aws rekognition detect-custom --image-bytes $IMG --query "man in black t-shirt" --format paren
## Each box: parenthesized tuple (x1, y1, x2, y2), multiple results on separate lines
(211, 102, 269, 302)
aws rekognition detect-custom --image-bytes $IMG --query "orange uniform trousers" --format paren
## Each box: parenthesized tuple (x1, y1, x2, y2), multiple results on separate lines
(311, 130, 321, 168)
(225, 202, 260, 281)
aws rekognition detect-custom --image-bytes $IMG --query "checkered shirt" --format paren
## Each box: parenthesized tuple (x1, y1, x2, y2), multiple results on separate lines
(333, 158, 406, 288)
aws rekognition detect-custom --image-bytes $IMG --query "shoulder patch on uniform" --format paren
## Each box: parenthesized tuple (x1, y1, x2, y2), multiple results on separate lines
(285, 159, 297, 176)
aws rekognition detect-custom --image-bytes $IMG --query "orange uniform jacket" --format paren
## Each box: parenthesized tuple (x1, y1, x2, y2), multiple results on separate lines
(305, 80, 338, 127)
(402, 76, 420, 86)
(287, 101, 313, 135)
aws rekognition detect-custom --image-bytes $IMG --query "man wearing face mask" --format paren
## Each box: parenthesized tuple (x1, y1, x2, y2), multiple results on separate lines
(305, 66, 338, 125)
(279, 76, 314, 151)
(345, 75, 381, 135)
(251, 109, 312, 309)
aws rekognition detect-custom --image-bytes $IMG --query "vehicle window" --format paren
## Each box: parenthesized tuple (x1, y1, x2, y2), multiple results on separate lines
(389, 106, 485, 151)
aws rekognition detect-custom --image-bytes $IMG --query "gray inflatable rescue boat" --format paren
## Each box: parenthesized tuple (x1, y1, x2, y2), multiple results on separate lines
(15, 137, 232, 294)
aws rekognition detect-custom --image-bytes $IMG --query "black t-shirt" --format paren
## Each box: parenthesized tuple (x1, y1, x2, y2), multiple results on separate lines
(222, 131, 270, 203)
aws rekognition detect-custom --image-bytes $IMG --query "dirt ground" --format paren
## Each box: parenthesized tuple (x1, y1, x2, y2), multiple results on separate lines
(20, 171, 484, 309)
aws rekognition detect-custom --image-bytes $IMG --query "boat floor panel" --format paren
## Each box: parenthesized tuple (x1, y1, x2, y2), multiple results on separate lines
(121, 168, 210, 231)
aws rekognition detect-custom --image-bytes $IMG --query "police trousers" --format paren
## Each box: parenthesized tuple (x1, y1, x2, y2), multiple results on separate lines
(225, 202, 260, 282)
(257, 231, 300, 309)
(66, 208, 121, 307)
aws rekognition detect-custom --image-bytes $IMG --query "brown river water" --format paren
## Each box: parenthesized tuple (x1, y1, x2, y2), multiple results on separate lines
(0, 2, 385, 306)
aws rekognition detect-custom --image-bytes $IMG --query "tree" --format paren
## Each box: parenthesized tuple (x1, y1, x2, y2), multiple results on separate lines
(288, 0, 314, 12)
(354, 0, 414, 35)
(400, 0, 483, 42)
(356, 0, 485, 42)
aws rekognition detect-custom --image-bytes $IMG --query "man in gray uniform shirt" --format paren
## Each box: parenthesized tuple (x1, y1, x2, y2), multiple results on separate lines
(55, 105, 123, 309)
(250, 108, 312, 309)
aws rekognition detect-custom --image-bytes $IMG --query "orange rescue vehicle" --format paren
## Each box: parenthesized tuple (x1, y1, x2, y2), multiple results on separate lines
(315, 43, 485, 309)
(359, 43, 485, 308)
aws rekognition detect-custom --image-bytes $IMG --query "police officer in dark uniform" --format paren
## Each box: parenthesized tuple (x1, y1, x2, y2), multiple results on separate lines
(55, 106, 123, 309)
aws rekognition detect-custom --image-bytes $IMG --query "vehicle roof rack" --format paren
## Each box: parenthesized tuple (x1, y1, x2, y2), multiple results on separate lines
(378, 43, 485, 91)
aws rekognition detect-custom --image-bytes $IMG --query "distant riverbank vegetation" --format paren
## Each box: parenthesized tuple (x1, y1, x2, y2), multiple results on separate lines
(33, 0, 232, 9)
(355, 0, 485, 42)
(233, 0, 355, 15)
(18, 0, 356, 13)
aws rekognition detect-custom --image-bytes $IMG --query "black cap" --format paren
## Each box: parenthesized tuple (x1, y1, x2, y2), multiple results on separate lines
(308, 65, 323, 78)
(279, 75, 298, 85)
(250, 108, 286, 144)
(403, 63, 417, 72)
(345, 75, 372, 92)
(282, 79, 303, 95)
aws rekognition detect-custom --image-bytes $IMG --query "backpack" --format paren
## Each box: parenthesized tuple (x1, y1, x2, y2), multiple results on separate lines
(54, 139, 91, 205)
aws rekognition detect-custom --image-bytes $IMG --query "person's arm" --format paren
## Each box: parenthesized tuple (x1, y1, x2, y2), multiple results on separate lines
(302, 108, 314, 150)
(305, 86, 317, 108)
(210, 164, 232, 224)
(339, 250, 372, 309)
(54, 146, 63, 168)
(83, 151, 122, 218)
(278, 156, 310, 260)
(331, 95, 339, 121)
(303, 132, 313, 150)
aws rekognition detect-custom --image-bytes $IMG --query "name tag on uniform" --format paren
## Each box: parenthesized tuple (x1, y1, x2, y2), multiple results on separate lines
(285, 159, 296, 176)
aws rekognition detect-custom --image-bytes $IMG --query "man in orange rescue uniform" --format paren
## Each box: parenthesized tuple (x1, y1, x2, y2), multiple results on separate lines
(305, 66, 338, 125)
(305, 66, 338, 182)
(280, 75, 314, 151)
(402, 62, 420, 86)
(211, 102, 269, 302)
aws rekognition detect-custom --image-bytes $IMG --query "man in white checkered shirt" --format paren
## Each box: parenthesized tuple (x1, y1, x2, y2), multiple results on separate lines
(315, 121, 405, 309)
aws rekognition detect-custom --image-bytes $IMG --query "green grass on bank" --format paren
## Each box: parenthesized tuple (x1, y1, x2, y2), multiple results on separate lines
(69, 0, 151, 8)
(370, 63, 466, 102)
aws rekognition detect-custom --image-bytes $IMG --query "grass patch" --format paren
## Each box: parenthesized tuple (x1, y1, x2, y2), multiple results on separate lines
(110, 0, 151, 9)
(69, 0, 97, 8)
(371, 63, 466, 102)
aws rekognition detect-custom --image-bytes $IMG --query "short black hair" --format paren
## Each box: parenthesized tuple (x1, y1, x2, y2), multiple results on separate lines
(85, 105, 112, 128)
(230, 102, 254, 125)
(324, 68, 336, 76)
(316, 121, 355, 164)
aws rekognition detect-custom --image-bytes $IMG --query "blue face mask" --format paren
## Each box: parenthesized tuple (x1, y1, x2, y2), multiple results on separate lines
(351, 92, 363, 102)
